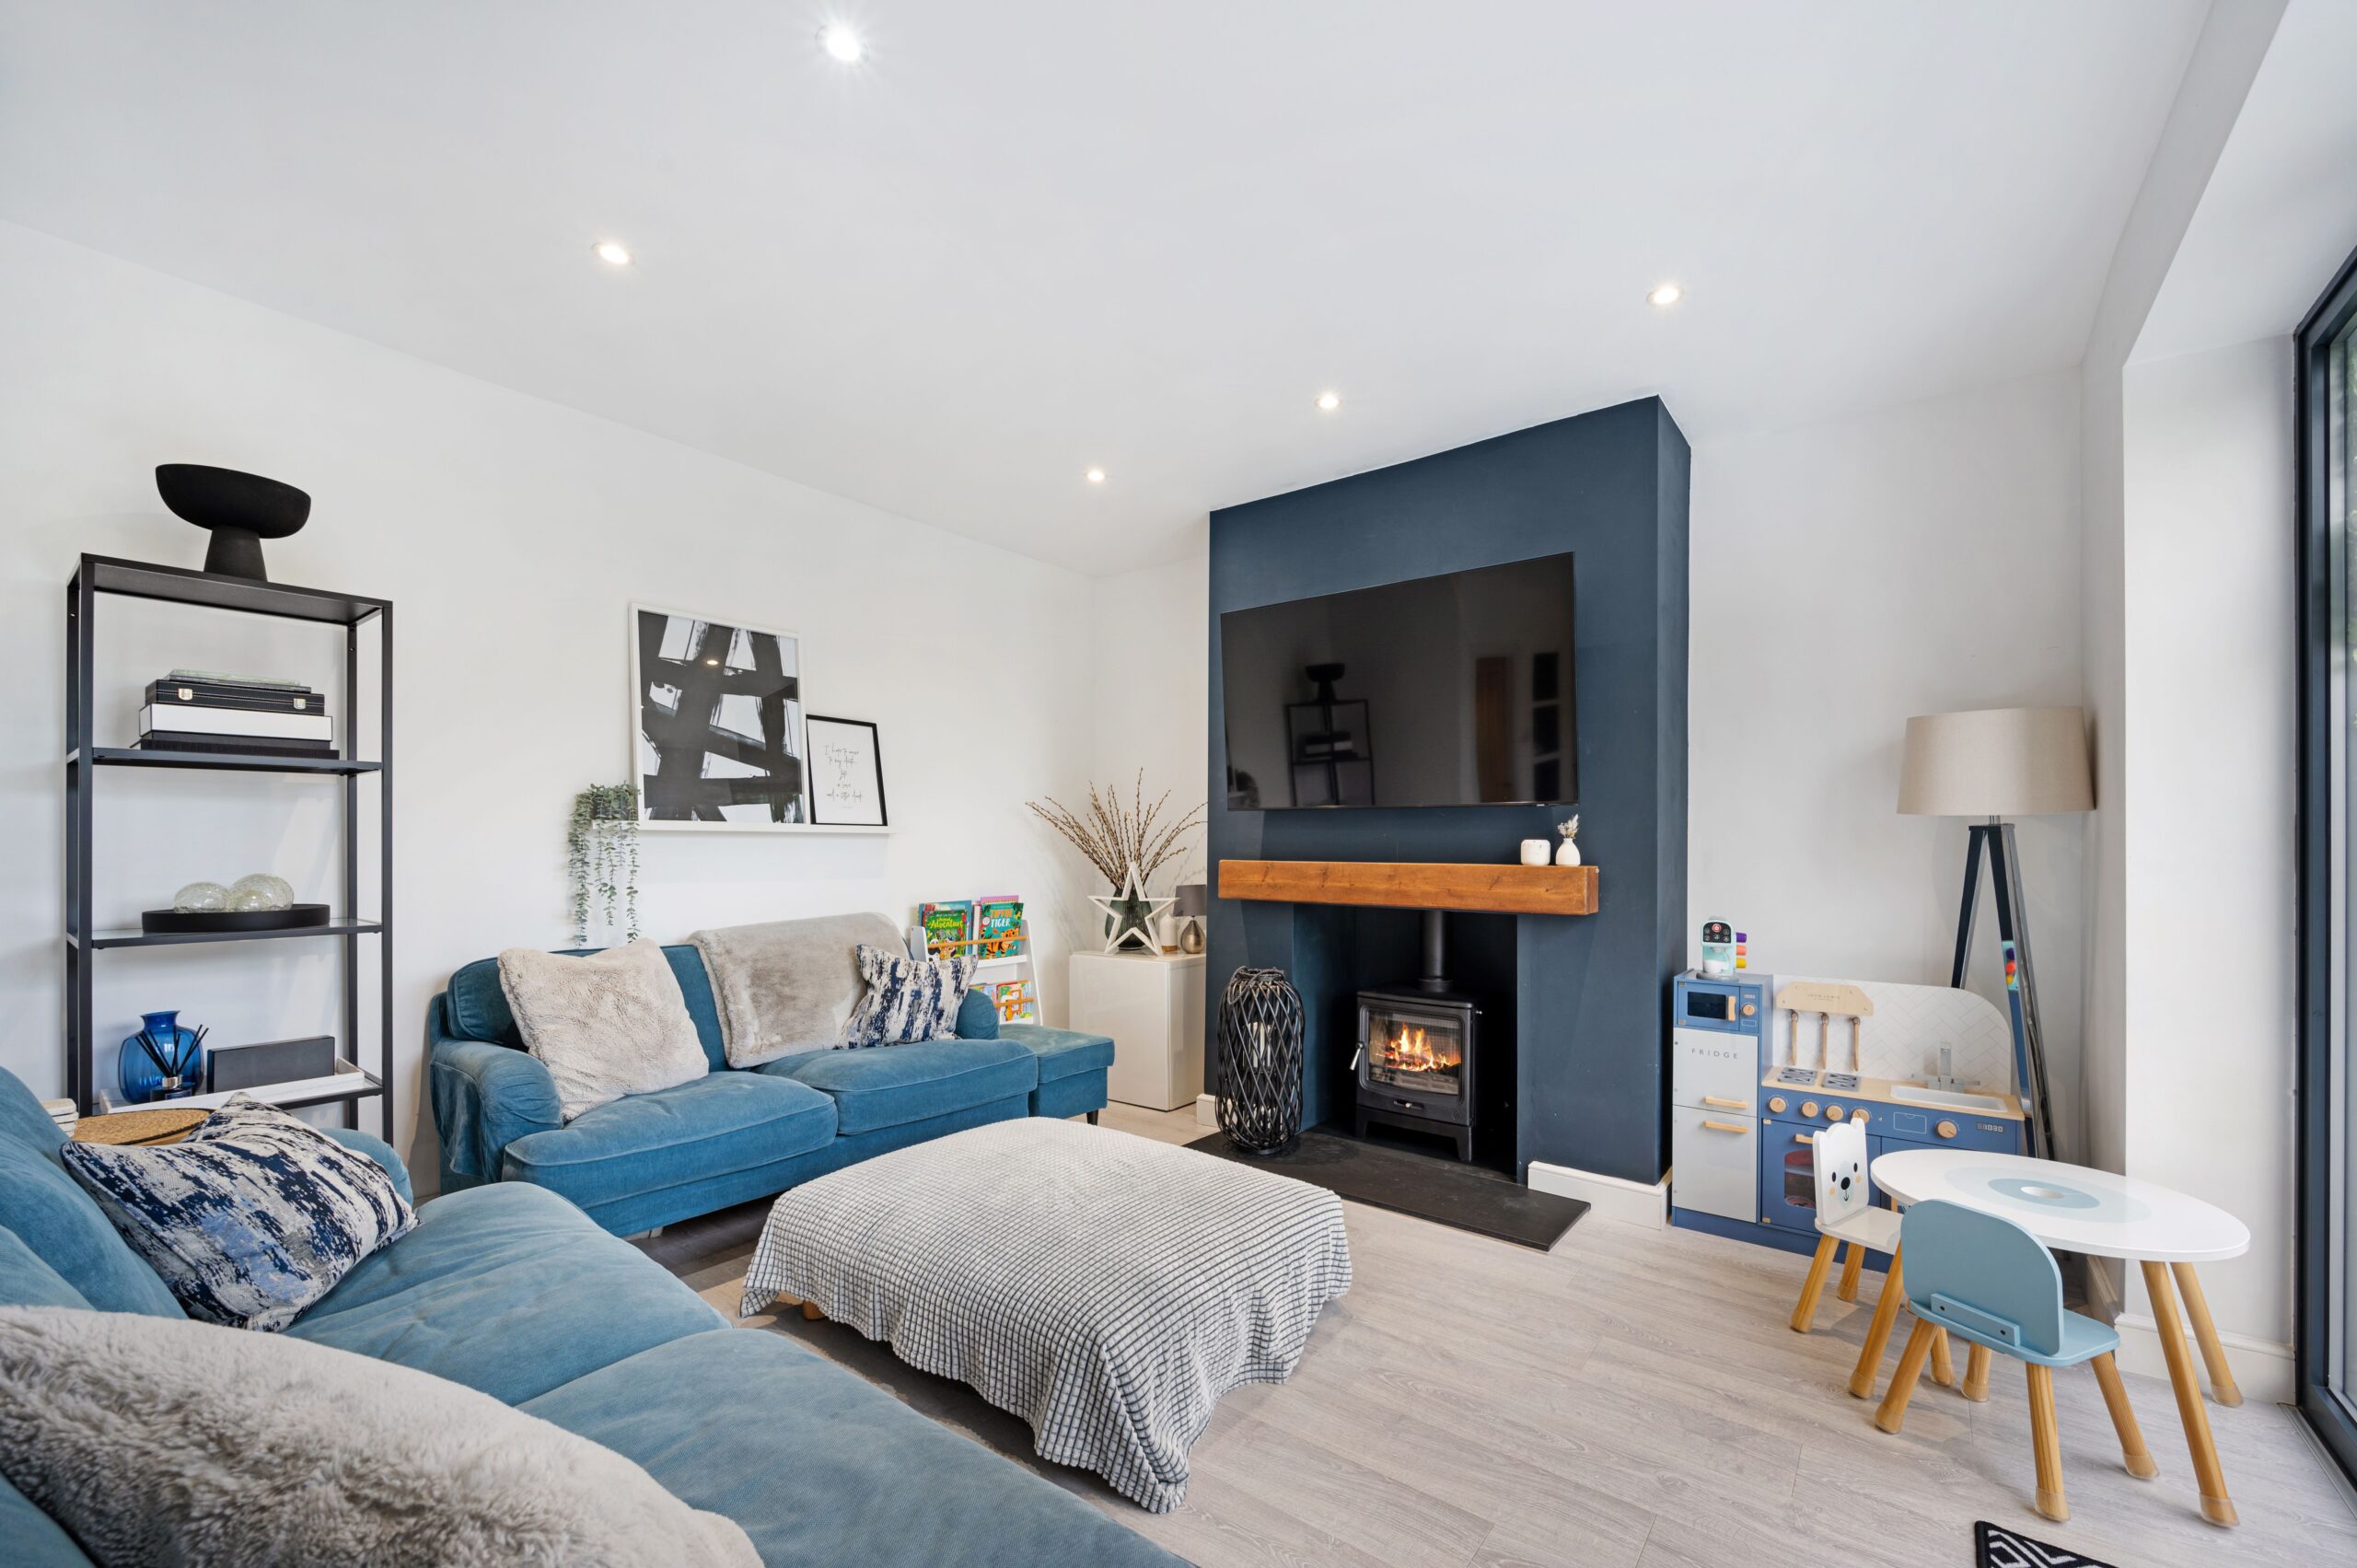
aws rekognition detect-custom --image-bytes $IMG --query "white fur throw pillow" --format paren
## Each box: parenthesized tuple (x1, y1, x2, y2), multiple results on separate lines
(497, 940, 708, 1121)
(0, 1306, 760, 1568)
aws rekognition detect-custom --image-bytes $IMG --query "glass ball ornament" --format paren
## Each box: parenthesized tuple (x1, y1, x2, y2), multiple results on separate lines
(171, 881, 228, 913)
(227, 873, 294, 912)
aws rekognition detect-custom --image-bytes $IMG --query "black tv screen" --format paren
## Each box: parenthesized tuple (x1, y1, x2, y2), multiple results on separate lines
(1219, 552, 1577, 809)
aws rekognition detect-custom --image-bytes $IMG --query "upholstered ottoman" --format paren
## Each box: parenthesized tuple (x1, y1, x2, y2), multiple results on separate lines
(739, 1117, 1351, 1511)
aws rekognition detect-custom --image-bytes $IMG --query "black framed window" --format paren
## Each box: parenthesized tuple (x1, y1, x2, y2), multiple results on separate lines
(2296, 238, 2357, 1483)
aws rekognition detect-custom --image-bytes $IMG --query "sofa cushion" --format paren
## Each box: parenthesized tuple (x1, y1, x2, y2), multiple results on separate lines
(0, 1305, 759, 1568)
(500, 1071, 837, 1212)
(0, 1472, 88, 1568)
(0, 1225, 90, 1311)
(761, 1038, 1037, 1135)
(61, 1098, 414, 1332)
(522, 1329, 1183, 1568)
(447, 944, 728, 1071)
(0, 1069, 66, 1162)
(842, 944, 979, 1047)
(999, 1023, 1115, 1083)
(955, 983, 1000, 1039)
(0, 1137, 182, 1319)
(498, 940, 712, 1121)
(286, 1181, 723, 1404)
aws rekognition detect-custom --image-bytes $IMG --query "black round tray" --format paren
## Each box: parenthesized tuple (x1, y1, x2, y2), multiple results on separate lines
(141, 903, 331, 935)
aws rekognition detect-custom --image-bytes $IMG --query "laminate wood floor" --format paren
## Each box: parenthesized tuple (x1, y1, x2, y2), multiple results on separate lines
(636, 1105, 2357, 1567)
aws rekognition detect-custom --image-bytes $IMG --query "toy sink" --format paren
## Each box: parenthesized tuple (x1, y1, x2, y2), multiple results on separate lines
(1891, 1083, 2009, 1113)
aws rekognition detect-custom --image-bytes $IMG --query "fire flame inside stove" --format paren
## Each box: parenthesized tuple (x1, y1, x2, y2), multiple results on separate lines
(1381, 1024, 1460, 1075)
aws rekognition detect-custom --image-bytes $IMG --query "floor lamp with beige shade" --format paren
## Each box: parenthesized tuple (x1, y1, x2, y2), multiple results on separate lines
(1898, 706, 2094, 1161)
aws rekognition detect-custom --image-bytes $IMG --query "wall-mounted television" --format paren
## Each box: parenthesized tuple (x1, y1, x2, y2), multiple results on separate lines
(1219, 552, 1577, 809)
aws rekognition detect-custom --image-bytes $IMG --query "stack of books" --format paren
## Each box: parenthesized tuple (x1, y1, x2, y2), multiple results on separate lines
(136, 669, 335, 758)
(41, 1098, 77, 1138)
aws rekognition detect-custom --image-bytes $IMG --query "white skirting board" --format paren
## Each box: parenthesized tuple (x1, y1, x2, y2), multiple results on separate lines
(1196, 1093, 1216, 1128)
(1526, 1160, 1670, 1228)
(2111, 1312, 2295, 1406)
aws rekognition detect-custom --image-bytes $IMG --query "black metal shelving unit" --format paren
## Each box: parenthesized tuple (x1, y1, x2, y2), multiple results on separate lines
(64, 555, 393, 1138)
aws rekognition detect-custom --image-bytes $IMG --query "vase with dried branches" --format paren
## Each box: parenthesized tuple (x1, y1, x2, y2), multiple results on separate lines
(1028, 772, 1205, 948)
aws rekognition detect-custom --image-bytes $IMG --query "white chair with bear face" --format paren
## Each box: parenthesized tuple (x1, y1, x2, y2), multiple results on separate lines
(1789, 1116, 1956, 1396)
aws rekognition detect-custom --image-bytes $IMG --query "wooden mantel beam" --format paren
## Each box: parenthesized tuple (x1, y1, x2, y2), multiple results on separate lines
(1217, 860, 1598, 916)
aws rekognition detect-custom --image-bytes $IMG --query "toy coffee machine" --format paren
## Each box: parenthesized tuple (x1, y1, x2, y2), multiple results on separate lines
(1669, 970, 2027, 1258)
(1697, 920, 1749, 976)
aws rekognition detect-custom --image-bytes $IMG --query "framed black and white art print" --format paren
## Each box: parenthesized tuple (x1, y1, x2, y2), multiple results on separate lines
(804, 715, 887, 827)
(630, 604, 811, 830)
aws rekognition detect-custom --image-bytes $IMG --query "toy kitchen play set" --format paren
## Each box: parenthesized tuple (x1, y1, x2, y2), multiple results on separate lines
(1670, 969, 2026, 1258)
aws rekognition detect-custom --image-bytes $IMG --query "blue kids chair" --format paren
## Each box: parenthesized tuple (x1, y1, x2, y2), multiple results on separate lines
(1790, 1119, 1956, 1394)
(1872, 1199, 2155, 1523)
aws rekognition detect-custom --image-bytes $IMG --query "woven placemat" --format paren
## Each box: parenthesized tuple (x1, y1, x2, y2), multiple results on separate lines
(73, 1106, 209, 1146)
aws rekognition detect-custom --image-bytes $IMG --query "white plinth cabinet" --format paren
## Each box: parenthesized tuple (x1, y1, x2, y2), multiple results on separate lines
(1070, 950, 1206, 1111)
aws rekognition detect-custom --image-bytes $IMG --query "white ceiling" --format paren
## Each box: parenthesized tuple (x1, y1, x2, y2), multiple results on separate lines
(0, 1, 2208, 576)
(2136, 0, 2357, 363)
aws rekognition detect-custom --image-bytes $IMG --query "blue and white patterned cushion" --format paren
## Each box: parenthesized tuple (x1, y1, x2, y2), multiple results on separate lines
(840, 944, 980, 1048)
(61, 1098, 414, 1331)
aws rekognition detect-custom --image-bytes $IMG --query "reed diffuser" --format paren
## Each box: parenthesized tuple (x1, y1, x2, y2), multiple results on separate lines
(119, 1011, 206, 1105)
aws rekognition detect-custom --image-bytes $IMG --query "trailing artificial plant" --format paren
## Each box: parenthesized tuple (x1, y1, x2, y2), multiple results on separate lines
(567, 783, 641, 946)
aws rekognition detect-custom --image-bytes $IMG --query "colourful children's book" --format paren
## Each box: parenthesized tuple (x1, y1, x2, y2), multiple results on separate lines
(919, 900, 974, 953)
(971, 896, 1026, 962)
(991, 978, 1036, 1024)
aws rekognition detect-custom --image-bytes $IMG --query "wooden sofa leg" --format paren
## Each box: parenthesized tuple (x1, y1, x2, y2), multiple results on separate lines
(801, 1300, 825, 1321)
(1086, 1109, 1098, 1125)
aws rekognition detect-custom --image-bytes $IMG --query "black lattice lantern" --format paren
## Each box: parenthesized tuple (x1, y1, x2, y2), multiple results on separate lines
(1217, 967, 1305, 1156)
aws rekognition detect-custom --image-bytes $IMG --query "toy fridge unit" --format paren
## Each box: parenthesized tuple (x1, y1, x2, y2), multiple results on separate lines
(1669, 970, 1775, 1231)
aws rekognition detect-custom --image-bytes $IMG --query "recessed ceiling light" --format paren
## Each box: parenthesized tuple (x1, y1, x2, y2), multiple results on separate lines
(1647, 282, 1682, 308)
(819, 23, 864, 63)
(1316, 391, 1341, 412)
(1085, 468, 1107, 484)
(593, 240, 633, 266)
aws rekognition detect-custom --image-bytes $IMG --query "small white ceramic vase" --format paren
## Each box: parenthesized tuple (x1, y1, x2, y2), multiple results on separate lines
(1519, 840, 1551, 866)
(1556, 840, 1583, 867)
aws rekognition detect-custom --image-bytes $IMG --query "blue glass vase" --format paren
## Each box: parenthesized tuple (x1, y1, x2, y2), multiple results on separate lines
(119, 1010, 203, 1105)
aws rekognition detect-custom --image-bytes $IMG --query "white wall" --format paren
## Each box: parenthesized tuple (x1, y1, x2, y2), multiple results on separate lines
(1079, 550, 1211, 926)
(2074, 0, 2284, 1281)
(1686, 372, 2086, 1141)
(0, 220, 1097, 1185)
(2118, 335, 2297, 1383)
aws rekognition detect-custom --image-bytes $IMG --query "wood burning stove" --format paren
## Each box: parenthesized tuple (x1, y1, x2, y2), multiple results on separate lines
(1354, 912, 1481, 1160)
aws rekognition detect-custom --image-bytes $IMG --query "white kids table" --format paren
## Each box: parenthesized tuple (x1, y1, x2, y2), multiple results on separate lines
(1866, 1148, 2250, 1527)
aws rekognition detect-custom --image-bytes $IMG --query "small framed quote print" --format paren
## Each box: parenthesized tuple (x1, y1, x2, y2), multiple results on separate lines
(804, 715, 887, 828)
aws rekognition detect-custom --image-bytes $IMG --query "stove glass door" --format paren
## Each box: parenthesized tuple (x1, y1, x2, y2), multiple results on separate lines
(1364, 1007, 1466, 1099)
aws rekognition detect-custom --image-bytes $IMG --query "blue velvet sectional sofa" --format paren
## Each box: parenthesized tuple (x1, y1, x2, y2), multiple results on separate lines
(429, 915, 1115, 1235)
(0, 1067, 1178, 1567)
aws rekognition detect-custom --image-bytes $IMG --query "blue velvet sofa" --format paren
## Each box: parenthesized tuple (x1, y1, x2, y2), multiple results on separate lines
(0, 1067, 1176, 1567)
(428, 913, 1114, 1235)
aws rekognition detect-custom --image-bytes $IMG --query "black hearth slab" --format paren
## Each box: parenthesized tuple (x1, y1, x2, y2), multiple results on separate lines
(1183, 1128, 1587, 1250)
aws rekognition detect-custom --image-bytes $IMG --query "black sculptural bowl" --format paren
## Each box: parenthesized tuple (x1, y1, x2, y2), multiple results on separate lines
(156, 464, 310, 582)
